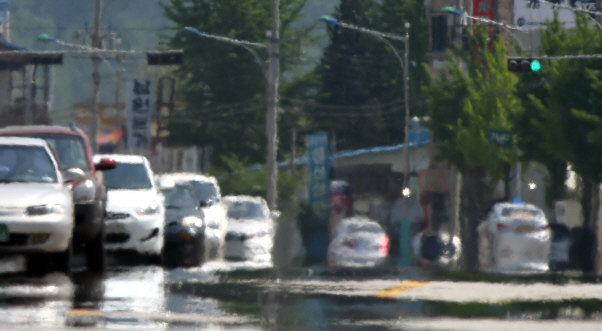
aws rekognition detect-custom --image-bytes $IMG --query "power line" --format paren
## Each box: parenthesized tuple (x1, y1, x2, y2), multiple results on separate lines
(0, 49, 182, 55)
(509, 54, 602, 60)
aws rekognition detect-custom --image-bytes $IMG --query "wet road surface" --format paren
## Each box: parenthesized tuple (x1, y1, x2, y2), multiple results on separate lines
(0, 254, 600, 330)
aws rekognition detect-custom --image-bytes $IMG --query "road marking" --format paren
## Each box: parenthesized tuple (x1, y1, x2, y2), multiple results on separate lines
(67, 309, 102, 316)
(375, 281, 429, 298)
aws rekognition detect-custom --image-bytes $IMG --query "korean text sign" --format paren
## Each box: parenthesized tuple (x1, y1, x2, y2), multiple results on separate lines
(126, 79, 153, 149)
(306, 132, 330, 221)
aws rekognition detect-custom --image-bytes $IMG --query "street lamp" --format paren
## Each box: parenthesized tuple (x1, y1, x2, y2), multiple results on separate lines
(320, 16, 412, 267)
(182, 27, 268, 77)
(182, 27, 280, 210)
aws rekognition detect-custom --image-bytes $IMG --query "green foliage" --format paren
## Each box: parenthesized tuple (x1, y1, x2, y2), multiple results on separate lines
(422, 24, 521, 186)
(312, 0, 428, 151)
(162, 0, 308, 167)
(520, 13, 602, 186)
(210, 154, 305, 204)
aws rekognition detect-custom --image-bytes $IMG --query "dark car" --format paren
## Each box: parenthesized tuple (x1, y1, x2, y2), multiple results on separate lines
(161, 183, 206, 267)
(0, 125, 116, 272)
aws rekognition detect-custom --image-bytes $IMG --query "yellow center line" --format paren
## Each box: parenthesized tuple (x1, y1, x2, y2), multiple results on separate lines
(66, 308, 102, 316)
(375, 281, 429, 298)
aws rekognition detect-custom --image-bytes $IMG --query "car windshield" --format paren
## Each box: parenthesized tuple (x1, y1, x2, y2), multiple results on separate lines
(31, 134, 90, 171)
(189, 181, 220, 204)
(0, 145, 58, 183)
(225, 200, 268, 220)
(163, 185, 197, 209)
(344, 222, 384, 234)
(103, 162, 152, 190)
(501, 207, 543, 218)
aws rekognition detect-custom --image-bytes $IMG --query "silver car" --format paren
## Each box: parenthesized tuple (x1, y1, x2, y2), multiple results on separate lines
(327, 217, 390, 269)
(0, 137, 81, 275)
(478, 202, 552, 273)
(223, 195, 277, 263)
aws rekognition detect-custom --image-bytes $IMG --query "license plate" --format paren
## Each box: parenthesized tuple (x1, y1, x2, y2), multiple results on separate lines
(515, 225, 534, 234)
(106, 222, 126, 233)
(0, 224, 8, 242)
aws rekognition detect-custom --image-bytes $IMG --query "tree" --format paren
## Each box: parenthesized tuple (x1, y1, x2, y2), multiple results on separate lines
(422, 25, 523, 269)
(519, 13, 602, 272)
(312, 0, 428, 151)
(162, 0, 307, 167)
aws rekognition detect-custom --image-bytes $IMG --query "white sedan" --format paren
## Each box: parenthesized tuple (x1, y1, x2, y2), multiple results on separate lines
(223, 195, 277, 263)
(0, 137, 82, 275)
(95, 154, 164, 263)
(478, 201, 552, 273)
(327, 217, 390, 269)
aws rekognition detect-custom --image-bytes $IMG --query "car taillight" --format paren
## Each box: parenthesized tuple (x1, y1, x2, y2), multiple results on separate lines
(540, 225, 550, 231)
(380, 236, 390, 255)
(497, 223, 511, 232)
(343, 238, 357, 248)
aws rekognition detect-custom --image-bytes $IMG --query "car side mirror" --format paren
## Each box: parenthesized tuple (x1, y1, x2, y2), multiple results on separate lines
(199, 200, 209, 208)
(95, 157, 117, 171)
(64, 168, 86, 183)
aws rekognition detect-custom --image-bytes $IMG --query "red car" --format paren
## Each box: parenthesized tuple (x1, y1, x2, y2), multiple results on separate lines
(0, 124, 116, 272)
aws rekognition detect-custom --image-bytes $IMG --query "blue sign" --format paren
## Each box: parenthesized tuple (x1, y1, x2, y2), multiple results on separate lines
(306, 132, 330, 221)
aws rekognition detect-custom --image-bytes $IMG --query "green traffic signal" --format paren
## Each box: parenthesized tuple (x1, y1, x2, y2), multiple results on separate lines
(530, 59, 541, 72)
(507, 58, 541, 73)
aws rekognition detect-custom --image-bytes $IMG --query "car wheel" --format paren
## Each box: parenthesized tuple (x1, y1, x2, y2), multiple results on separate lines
(191, 240, 204, 266)
(86, 231, 106, 274)
(149, 249, 164, 266)
(27, 254, 52, 276)
(53, 240, 73, 276)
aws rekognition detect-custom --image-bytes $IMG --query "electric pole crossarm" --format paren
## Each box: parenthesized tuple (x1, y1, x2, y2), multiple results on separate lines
(338, 21, 408, 42)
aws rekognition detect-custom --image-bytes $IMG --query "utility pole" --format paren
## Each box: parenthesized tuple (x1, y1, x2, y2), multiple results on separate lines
(24, 66, 33, 125)
(290, 127, 296, 173)
(90, 0, 103, 153)
(399, 23, 411, 267)
(266, 0, 280, 210)
(115, 54, 123, 135)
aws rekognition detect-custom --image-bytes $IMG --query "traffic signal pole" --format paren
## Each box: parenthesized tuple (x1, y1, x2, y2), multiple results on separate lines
(91, 0, 103, 153)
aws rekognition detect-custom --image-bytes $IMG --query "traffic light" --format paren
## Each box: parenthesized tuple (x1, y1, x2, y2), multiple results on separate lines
(507, 58, 541, 72)
(147, 50, 183, 65)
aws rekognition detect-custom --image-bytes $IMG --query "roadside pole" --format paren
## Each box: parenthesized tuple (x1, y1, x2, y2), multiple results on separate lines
(90, 0, 103, 153)
(266, 0, 280, 211)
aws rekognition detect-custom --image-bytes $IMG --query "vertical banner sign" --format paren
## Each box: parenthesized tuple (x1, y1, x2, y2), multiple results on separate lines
(126, 79, 153, 150)
(306, 132, 330, 221)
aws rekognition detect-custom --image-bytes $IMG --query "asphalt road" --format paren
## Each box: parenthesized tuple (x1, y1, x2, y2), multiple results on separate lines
(0, 255, 599, 330)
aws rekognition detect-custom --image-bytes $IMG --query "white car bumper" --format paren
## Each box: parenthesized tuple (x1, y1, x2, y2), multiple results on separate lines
(327, 248, 387, 269)
(105, 213, 164, 255)
(0, 214, 73, 253)
(225, 234, 273, 262)
(493, 232, 551, 273)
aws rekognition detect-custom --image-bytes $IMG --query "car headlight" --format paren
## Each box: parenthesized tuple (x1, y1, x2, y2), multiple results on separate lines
(181, 216, 203, 228)
(25, 204, 66, 216)
(136, 202, 161, 216)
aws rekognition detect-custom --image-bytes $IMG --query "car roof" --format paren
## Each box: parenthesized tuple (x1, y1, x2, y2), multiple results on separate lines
(0, 125, 83, 137)
(0, 136, 50, 147)
(159, 172, 219, 184)
(338, 217, 383, 230)
(492, 202, 543, 214)
(94, 154, 146, 164)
